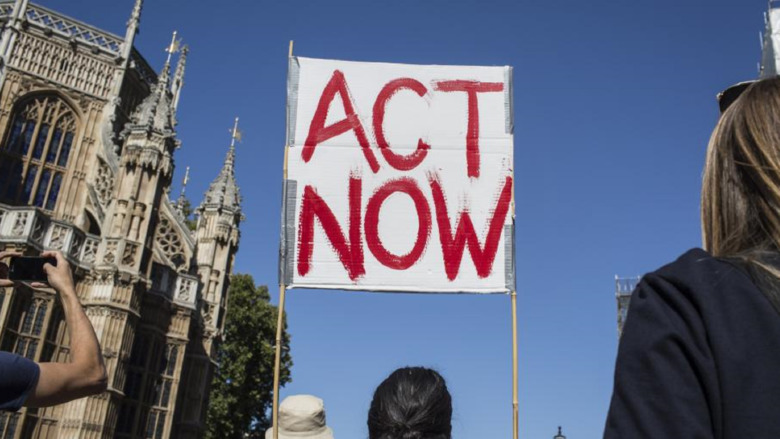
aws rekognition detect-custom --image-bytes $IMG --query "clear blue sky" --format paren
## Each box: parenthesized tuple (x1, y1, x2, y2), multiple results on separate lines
(44, 0, 769, 437)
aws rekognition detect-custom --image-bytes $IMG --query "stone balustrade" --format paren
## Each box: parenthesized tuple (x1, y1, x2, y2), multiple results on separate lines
(0, 204, 99, 269)
(150, 263, 199, 310)
(0, 204, 202, 311)
(174, 274, 198, 309)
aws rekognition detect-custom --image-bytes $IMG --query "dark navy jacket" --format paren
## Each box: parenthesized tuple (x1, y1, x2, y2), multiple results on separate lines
(0, 351, 39, 411)
(605, 248, 780, 438)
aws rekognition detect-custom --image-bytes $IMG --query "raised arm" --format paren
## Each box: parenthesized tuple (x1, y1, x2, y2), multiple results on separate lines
(23, 251, 107, 407)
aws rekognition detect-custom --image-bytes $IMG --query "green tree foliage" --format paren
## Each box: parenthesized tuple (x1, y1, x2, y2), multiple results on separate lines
(205, 274, 292, 439)
(178, 197, 198, 232)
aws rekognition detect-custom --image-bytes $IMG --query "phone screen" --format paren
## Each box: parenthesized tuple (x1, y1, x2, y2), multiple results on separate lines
(8, 257, 54, 282)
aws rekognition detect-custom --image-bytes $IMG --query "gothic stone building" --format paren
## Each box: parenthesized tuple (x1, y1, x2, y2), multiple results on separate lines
(0, 0, 242, 437)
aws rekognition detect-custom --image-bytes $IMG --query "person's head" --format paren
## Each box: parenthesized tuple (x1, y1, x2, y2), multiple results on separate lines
(266, 394, 333, 439)
(702, 76, 780, 264)
(367, 367, 452, 439)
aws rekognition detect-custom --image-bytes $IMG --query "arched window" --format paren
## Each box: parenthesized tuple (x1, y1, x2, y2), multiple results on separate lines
(0, 94, 77, 211)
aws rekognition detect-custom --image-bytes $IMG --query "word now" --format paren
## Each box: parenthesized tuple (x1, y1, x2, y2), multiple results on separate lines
(302, 70, 504, 178)
(297, 175, 513, 281)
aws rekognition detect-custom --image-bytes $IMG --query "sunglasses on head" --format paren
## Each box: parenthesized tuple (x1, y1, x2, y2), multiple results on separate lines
(717, 80, 756, 114)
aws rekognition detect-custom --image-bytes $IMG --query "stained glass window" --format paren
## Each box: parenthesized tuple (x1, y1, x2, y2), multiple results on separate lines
(165, 345, 178, 376)
(46, 128, 62, 163)
(0, 95, 77, 211)
(20, 122, 34, 154)
(33, 302, 47, 336)
(0, 412, 19, 437)
(32, 123, 48, 159)
(155, 413, 165, 439)
(21, 165, 37, 201)
(20, 302, 35, 334)
(46, 173, 62, 210)
(145, 412, 157, 438)
(34, 169, 51, 208)
(58, 132, 73, 167)
(14, 339, 26, 356)
(26, 340, 37, 359)
(6, 116, 22, 151)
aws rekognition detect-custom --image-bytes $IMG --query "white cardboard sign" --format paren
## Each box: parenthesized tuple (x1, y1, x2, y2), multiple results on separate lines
(281, 57, 514, 293)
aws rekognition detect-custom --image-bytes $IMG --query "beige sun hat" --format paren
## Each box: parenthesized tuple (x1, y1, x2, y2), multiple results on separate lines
(265, 395, 334, 439)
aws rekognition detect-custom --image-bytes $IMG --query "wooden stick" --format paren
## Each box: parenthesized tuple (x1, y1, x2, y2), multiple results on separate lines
(272, 285, 288, 439)
(511, 290, 519, 439)
(273, 39, 295, 439)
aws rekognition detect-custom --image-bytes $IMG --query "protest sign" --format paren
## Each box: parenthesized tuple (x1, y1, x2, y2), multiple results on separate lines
(281, 57, 515, 293)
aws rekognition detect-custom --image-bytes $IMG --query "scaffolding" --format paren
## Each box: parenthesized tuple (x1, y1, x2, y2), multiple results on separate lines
(615, 276, 641, 337)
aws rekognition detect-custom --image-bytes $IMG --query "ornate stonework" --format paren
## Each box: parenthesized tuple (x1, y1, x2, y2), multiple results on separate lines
(0, 1, 242, 438)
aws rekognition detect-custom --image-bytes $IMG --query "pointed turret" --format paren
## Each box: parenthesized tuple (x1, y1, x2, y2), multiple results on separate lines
(104, 32, 183, 252)
(172, 45, 188, 113)
(129, 31, 180, 134)
(195, 118, 243, 341)
(200, 118, 242, 213)
(761, 2, 780, 78)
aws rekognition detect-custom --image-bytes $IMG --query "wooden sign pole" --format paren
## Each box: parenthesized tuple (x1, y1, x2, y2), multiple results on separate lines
(271, 284, 287, 439)
(511, 290, 519, 439)
(272, 39, 295, 439)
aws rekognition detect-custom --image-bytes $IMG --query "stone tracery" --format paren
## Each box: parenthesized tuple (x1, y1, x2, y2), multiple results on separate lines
(156, 217, 187, 271)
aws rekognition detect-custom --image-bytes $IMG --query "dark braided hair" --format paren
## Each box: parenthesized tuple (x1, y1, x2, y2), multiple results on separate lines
(368, 367, 452, 439)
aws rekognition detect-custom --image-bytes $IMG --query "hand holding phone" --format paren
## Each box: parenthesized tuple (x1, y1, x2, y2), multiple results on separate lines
(35, 251, 74, 294)
(9, 256, 57, 282)
(0, 251, 73, 295)
(0, 250, 22, 287)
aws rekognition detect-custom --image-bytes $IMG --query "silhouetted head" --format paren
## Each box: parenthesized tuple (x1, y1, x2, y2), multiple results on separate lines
(367, 367, 452, 439)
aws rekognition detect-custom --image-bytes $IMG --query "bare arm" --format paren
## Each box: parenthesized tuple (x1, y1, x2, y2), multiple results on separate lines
(23, 251, 107, 407)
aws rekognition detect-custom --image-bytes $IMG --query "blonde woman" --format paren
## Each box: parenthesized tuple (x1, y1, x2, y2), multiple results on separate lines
(605, 77, 780, 438)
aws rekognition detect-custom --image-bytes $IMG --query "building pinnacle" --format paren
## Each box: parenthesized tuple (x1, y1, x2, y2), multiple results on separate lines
(159, 30, 181, 89)
(200, 118, 242, 213)
(130, 30, 182, 132)
(176, 165, 190, 206)
(128, 0, 142, 29)
(226, 116, 241, 167)
(172, 44, 188, 112)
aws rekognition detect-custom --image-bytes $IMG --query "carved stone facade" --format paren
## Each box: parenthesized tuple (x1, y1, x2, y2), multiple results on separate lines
(0, 1, 242, 438)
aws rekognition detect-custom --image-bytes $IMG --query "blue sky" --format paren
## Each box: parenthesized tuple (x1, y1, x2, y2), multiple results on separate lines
(44, 0, 770, 437)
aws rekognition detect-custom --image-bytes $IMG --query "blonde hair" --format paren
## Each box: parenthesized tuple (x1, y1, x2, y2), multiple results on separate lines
(702, 77, 780, 274)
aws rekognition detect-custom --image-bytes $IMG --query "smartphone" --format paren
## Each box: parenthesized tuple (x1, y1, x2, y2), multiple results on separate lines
(8, 256, 55, 282)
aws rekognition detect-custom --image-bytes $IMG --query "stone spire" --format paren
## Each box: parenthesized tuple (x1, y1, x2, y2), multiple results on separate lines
(108, 0, 143, 98)
(129, 31, 180, 134)
(175, 165, 191, 217)
(0, 0, 29, 91)
(200, 118, 242, 212)
(171, 45, 188, 113)
(761, 2, 780, 78)
(122, 0, 142, 62)
(160, 30, 180, 89)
